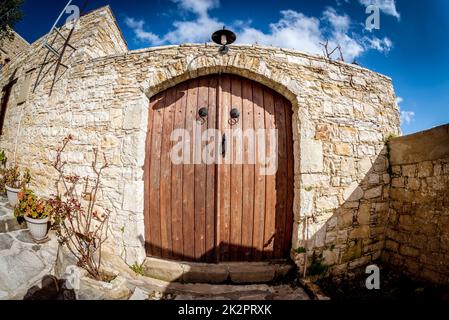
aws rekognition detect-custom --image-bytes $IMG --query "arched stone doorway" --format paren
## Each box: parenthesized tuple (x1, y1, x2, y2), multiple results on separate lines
(144, 73, 294, 263)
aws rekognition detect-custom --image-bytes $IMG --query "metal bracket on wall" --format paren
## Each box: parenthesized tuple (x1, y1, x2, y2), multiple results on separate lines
(33, 0, 88, 95)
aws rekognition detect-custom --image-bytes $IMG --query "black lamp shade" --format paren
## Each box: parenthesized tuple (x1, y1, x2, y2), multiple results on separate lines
(212, 28, 236, 46)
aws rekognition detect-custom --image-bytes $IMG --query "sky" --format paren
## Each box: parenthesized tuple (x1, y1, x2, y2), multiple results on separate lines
(12, 0, 449, 135)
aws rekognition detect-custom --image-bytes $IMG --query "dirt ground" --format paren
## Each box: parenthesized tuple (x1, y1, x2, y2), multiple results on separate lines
(316, 266, 449, 300)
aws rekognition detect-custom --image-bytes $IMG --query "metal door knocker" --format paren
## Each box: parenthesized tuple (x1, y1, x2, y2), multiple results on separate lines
(198, 107, 208, 124)
(229, 108, 240, 125)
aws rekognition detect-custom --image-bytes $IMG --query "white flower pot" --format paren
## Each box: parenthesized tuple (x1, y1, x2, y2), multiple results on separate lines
(25, 216, 49, 241)
(5, 185, 20, 207)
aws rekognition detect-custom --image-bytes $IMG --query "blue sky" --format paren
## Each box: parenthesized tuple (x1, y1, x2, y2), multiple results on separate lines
(13, 0, 449, 135)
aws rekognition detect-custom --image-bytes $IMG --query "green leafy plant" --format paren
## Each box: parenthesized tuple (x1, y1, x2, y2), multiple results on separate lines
(14, 189, 52, 224)
(384, 133, 398, 143)
(130, 262, 145, 276)
(0, 151, 7, 194)
(3, 166, 31, 189)
(0, 151, 7, 168)
(0, 0, 24, 44)
(294, 247, 307, 254)
(308, 253, 329, 276)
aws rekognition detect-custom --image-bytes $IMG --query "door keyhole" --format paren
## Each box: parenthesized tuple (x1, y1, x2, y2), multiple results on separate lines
(221, 133, 227, 158)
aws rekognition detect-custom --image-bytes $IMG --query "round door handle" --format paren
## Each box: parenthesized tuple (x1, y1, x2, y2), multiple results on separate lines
(230, 108, 240, 119)
(198, 107, 209, 118)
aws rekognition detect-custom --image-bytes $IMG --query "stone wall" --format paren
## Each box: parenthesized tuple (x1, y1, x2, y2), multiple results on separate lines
(383, 124, 449, 284)
(0, 30, 29, 66)
(0, 6, 127, 81)
(0, 6, 401, 271)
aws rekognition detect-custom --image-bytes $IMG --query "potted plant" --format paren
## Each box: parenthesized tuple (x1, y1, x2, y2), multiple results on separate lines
(3, 166, 31, 207)
(14, 189, 52, 241)
(0, 150, 8, 194)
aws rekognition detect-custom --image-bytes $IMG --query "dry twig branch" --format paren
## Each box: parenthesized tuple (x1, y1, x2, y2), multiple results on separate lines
(50, 135, 110, 281)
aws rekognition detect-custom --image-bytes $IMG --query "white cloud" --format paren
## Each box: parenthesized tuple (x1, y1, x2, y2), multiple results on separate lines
(125, 17, 163, 45)
(336, 0, 350, 6)
(363, 36, 393, 53)
(125, 0, 222, 45)
(396, 97, 415, 125)
(164, 16, 222, 44)
(358, 0, 400, 20)
(322, 7, 364, 61)
(323, 7, 351, 31)
(238, 10, 324, 56)
(401, 111, 415, 125)
(172, 0, 219, 17)
(125, 0, 394, 61)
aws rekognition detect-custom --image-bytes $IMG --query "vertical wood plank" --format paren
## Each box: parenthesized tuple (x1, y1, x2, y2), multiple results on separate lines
(273, 92, 288, 259)
(182, 79, 198, 261)
(144, 95, 156, 256)
(252, 82, 266, 261)
(205, 75, 218, 262)
(284, 99, 294, 257)
(241, 78, 255, 261)
(218, 74, 231, 261)
(194, 76, 208, 261)
(148, 92, 165, 257)
(263, 88, 276, 260)
(159, 86, 176, 258)
(229, 75, 244, 261)
(171, 82, 188, 260)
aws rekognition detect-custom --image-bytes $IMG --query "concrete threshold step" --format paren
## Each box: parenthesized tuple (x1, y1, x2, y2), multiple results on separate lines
(142, 257, 296, 284)
(126, 279, 310, 300)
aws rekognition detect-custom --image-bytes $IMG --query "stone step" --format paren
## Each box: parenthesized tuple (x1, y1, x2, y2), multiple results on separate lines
(127, 281, 310, 300)
(142, 257, 295, 284)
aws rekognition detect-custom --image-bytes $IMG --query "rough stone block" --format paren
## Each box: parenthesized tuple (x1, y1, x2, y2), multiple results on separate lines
(364, 186, 383, 199)
(228, 263, 276, 284)
(334, 143, 352, 156)
(341, 241, 363, 263)
(402, 164, 417, 177)
(357, 203, 371, 225)
(300, 140, 323, 173)
(399, 245, 419, 258)
(385, 240, 399, 252)
(316, 196, 339, 211)
(122, 181, 144, 212)
(143, 258, 184, 282)
(349, 226, 370, 239)
(182, 264, 229, 284)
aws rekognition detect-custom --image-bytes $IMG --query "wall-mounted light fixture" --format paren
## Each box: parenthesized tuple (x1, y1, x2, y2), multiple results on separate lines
(212, 27, 236, 54)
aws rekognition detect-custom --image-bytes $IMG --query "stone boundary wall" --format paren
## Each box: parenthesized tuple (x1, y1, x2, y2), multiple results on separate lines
(0, 6, 401, 273)
(0, 30, 29, 65)
(384, 124, 449, 284)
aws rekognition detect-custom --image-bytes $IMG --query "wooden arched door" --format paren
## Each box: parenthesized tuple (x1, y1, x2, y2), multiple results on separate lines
(144, 74, 294, 262)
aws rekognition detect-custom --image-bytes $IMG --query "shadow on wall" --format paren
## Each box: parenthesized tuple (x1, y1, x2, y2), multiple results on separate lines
(382, 124, 449, 285)
(141, 148, 391, 281)
(296, 147, 391, 279)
